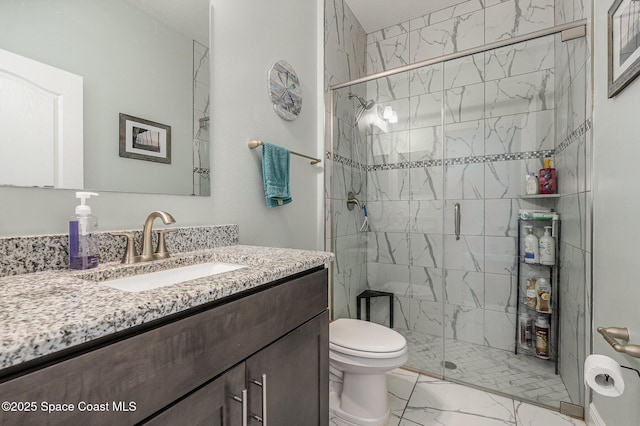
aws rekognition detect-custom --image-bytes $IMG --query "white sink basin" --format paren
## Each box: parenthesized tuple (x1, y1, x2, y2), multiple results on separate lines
(102, 262, 247, 292)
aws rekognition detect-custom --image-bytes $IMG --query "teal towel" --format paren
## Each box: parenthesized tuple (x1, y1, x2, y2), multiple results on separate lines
(262, 142, 292, 208)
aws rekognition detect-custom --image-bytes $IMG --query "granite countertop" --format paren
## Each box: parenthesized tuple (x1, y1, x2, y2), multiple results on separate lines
(0, 245, 333, 372)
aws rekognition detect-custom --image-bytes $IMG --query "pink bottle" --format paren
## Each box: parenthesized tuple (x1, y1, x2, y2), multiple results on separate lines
(539, 158, 556, 194)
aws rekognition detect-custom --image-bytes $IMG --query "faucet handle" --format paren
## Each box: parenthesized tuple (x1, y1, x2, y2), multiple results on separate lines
(110, 232, 140, 264)
(155, 229, 177, 259)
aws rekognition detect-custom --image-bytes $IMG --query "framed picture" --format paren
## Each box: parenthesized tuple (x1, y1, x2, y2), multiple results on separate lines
(119, 113, 171, 163)
(609, 0, 640, 97)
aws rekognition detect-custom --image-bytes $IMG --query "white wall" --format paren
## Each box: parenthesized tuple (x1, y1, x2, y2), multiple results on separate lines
(0, 0, 323, 251)
(592, 1, 640, 424)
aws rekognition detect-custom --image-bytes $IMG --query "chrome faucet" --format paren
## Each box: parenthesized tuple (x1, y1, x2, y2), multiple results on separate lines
(141, 211, 176, 261)
(111, 211, 176, 264)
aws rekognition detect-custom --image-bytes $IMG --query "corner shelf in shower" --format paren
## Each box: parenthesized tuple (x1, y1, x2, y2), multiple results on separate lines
(515, 216, 561, 375)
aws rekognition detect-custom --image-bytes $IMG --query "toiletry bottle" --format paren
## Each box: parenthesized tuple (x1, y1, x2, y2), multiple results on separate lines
(523, 226, 539, 264)
(525, 173, 539, 195)
(526, 277, 537, 309)
(69, 192, 99, 270)
(539, 226, 555, 265)
(535, 316, 550, 359)
(538, 158, 557, 194)
(535, 277, 551, 313)
(519, 311, 532, 349)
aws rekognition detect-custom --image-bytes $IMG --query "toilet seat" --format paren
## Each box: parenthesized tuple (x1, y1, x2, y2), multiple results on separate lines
(329, 342, 407, 359)
(330, 318, 407, 358)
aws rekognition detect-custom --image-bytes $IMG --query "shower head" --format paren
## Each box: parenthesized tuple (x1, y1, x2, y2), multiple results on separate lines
(348, 92, 375, 110)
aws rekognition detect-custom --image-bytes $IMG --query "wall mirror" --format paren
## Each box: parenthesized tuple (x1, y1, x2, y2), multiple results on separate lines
(0, 0, 211, 196)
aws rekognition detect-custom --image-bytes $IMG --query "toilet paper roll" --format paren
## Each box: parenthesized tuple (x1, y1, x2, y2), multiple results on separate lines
(584, 354, 625, 397)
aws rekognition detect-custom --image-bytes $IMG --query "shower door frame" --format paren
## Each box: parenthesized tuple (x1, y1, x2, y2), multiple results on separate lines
(327, 17, 589, 408)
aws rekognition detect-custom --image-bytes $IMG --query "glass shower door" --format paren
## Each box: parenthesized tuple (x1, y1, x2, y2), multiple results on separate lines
(439, 34, 579, 410)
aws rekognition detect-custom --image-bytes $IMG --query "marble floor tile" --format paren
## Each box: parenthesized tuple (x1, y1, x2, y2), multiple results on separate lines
(402, 377, 517, 425)
(388, 368, 420, 425)
(329, 368, 585, 426)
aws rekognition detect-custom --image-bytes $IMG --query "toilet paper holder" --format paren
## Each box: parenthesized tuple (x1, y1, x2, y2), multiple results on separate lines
(596, 327, 640, 381)
(598, 326, 640, 359)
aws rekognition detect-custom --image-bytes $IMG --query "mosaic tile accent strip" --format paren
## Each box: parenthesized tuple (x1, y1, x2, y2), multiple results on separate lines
(0, 225, 239, 278)
(556, 118, 592, 155)
(330, 152, 367, 171)
(328, 150, 555, 172)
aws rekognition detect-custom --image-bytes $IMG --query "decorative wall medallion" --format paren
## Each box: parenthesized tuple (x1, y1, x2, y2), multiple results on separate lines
(268, 60, 302, 121)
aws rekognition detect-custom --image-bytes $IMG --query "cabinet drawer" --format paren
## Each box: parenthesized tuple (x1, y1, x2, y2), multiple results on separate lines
(0, 268, 327, 425)
(144, 363, 246, 426)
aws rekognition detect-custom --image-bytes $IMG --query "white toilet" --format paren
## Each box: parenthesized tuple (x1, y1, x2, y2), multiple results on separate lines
(329, 318, 408, 426)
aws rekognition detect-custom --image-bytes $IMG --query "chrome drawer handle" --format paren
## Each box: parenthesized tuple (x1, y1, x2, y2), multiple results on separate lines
(250, 374, 267, 425)
(231, 389, 248, 426)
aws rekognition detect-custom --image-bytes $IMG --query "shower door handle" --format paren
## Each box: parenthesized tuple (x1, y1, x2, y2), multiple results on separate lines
(454, 203, 461, 240)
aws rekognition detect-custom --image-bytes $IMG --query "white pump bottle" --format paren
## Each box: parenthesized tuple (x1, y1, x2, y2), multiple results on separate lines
(539, 226, 555, 265)
(523, 226, 539, 264)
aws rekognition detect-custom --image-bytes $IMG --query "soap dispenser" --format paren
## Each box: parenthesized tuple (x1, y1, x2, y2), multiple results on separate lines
(69, 192, 99, 270)
(539, 226, 555, 265)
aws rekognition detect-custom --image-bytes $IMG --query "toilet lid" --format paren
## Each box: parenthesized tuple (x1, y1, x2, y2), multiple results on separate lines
(330, 318, 406, 353)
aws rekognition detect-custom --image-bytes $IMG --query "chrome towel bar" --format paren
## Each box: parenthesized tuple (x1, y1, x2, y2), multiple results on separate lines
(248, 140, 321, 165)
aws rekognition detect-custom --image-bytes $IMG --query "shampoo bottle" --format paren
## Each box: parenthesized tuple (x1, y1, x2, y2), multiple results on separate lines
(539, 226, 555, 265)
(535, 316, 550, 359)
(525, 173, 539, 195)
(526, 277, 538, 309)
(535, 277, 551, 313)
(519, 311, 532, 349)
(69, 192, 99, 270)
(524, 226, 539, 264)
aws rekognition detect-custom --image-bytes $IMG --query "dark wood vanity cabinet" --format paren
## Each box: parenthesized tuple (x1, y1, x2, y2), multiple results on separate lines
(147, 311, 329, 426)
(0, 267, 328, 426)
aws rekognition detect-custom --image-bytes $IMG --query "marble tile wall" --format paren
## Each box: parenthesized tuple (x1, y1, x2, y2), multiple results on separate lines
(366, 0, 555, 75)
(325, 0, 368, 320)
(553, 0, 591, 406)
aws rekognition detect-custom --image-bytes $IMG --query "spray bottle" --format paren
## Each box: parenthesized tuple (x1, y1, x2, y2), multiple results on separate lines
(69, 192, 99, 270)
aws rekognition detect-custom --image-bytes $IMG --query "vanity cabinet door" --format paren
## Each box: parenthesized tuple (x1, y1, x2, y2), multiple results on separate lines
(144, 363, 245, 426)
(246, 310, 329, 426)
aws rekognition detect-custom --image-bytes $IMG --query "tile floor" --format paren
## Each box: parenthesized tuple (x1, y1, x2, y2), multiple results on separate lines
(398, 329, 571, 407)
(330, 368, 586, 426)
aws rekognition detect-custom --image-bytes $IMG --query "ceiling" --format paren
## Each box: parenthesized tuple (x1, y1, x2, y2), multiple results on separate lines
(126, 0, 209, 44)
(344, 0, 465, 33)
